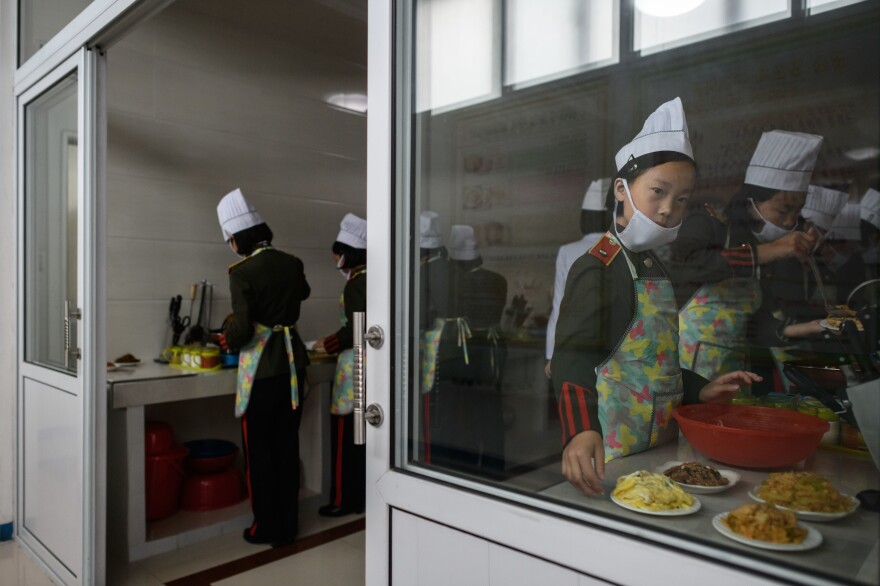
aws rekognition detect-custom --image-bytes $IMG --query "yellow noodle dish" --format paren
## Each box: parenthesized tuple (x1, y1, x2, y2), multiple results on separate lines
(756, 472, 854, 513)
(612, 471, 695, 512)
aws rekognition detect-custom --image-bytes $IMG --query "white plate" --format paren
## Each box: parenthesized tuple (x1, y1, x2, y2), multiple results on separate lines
(115, 360, 141, 367)
(106, 362, 120, 371)
(712, 513, 822, 551)
(655, 461, 740, 494)
(610, 493, 701, 516)
(748, 489, 860, 522)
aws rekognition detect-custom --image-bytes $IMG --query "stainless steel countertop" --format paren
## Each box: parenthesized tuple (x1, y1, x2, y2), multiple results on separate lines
(541, 439, 879, 585)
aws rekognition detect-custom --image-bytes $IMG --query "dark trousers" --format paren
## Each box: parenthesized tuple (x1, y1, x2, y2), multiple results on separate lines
(241, 373, 303, 542)
(328, 412, 366, 512)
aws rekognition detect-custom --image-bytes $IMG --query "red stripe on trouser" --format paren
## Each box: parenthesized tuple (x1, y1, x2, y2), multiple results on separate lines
(424, 399, 431, 464)
(574, 387, 590, 432)
(241, 415, 256, 536)
(563, 387, 576, 441)
(333, 417, 345, 508)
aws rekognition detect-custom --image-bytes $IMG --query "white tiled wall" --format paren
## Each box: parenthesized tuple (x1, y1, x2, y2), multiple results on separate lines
(106, 0, 367, 362)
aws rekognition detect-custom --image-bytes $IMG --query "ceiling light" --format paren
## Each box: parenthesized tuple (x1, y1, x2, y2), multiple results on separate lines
(844, 146, 880, 161)
(636, 0, 706, 18)
(327, 93, 368, 114)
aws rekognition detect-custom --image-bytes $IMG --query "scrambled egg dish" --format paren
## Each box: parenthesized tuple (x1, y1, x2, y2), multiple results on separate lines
(613, 471, 695, 511)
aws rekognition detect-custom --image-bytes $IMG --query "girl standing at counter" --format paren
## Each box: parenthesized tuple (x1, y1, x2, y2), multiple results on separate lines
(316, 213, 367, 517)
(552, 98, 760, 496)
(671, 131, 823, 387)
(216, 188, 311, 546)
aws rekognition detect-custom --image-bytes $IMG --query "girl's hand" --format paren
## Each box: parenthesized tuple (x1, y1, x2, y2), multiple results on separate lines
(782, 320, 825, 338)
(756, 230, 816, 264)
(562, 431, 605, 495)
(699, 370, 763, 403)
(313, 338, 326, 351)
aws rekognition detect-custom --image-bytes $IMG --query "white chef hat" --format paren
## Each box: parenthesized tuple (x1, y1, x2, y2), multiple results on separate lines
(860, 188, 880, 231)
(829, 203, 860, 241)
(420, 211, 443, 249)
(448, 225, 479, 261)
(744, 130, 823, 193)
(582, 178, 611, 211)
(217, 188, 264, 241)
(336, 213, 367, 249)
(802, 185, 848, 231)
(614, 97, 693, 172)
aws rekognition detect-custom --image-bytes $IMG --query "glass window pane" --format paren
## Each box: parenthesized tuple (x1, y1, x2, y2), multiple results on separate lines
(24, 73, 79, 373)
(505, 0, 618, 88)
(18, 0, 94, 65)
(415, 0, 500, 112)
(634, 0, 789, 55)
(400, 0, 880, 583)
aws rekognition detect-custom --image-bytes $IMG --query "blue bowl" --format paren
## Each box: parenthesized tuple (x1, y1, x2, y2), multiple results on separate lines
(221, 353, 239, 367)
(184, 439, 238, 459)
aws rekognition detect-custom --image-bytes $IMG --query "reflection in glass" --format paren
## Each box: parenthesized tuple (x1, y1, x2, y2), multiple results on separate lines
(401, 0, 880, 581)
(505, 0, 617, 87)
(24, 73, 78, 373)
(18, 0, 93, 65)
(807, 0, 869, 15)
(635, 0, 789, 54)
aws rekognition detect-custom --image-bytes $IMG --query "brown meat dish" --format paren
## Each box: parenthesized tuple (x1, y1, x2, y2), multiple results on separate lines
(115, 353, 139, 363)
(663, 461, 729, 486)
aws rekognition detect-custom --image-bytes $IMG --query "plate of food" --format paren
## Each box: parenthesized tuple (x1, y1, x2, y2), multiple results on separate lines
(819, 318, 864, 332)
(748, 471, 859, 521)
(610, 471, 701, 516)
(656, 461, 740, 494)
(106, 361, 119, 371)
(114, 353, 141, 367)
(713, 504, 822, 551)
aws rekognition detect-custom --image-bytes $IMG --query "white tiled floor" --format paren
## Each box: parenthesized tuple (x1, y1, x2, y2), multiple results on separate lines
(2, 509, 365, 585)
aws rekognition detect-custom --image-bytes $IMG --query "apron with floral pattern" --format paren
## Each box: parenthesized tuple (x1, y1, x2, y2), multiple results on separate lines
(235, 322, 299, 418)
(678, 230, 760, 380)
(595, 246, 683, 462)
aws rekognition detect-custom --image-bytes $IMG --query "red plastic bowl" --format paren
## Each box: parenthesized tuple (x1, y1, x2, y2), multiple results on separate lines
(145, 421, 174, 456)
(187, 450, 238, 474)
(180, 468, 246, 511)
(672, 404, 829, 468)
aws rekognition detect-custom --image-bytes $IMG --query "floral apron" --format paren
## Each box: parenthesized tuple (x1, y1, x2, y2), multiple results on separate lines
(594, 247, 683, 462)
(235, 322, 299, 418)
(332, 269, 365, 414)
(678, 234, 760, 380)
(419, 317, 471, 393)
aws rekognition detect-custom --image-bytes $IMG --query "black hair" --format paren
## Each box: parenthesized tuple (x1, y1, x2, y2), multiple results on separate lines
(604, 151, 697, 211)
(580, 209, 611, 236)
(231, 223, 273, 256)
(726, 183, 783, 226)
(332, 241, 367, 268)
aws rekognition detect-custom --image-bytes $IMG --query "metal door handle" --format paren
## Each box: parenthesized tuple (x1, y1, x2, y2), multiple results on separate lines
(353, 312, 385, 445)
(64, 300, 82, 369)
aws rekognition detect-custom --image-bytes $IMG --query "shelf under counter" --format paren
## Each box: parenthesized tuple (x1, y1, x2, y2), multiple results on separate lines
(107, 360, 337, 562)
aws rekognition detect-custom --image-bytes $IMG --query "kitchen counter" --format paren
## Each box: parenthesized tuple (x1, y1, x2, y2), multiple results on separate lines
(540, 439, 879, 585)
(107, 359, 337, 561)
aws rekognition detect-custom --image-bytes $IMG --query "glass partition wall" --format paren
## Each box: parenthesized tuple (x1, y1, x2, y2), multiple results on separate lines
(398, 1, 880, 584)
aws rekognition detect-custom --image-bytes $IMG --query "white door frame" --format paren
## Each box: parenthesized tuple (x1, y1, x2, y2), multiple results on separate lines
(15, 47, 101, 586)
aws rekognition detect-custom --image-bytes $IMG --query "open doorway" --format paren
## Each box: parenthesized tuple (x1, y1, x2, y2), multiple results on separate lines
(102, 0, 367, 581)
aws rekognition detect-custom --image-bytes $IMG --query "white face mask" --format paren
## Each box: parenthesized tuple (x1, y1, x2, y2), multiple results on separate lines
(337, 255, 349, 280)
(749, 198, 796, 243)
(614, 178, 681, 253)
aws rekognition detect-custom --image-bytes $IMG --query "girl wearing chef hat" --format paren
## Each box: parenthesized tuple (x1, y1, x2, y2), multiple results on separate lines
(315, 213, 367, 517)
(670, 130, 824, 392)
(216, 188, 311, 546)
(551, 98, 760, 496)
(860, 188, 880, 268)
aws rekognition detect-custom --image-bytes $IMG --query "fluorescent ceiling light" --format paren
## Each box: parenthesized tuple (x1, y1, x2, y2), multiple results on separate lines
(636, 0, 706, 18)
(844, 146, 880, 161)
(327, 93, 368, 114)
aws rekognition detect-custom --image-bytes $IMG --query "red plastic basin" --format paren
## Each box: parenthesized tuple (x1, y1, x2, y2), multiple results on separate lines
(180, 468, 246, 511)
(145, 444, 189, 521)
(145, 421, 174, 456)
(672, 403, 829, 468)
